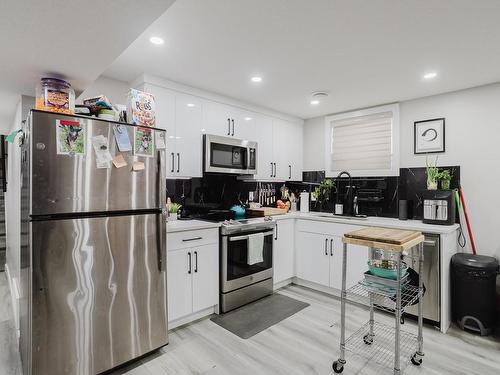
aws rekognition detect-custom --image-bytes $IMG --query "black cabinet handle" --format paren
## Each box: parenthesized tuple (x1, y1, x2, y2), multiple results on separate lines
(270, 162, 273, 177)
(182, 237, 202, 242)
(194, 251, 198, 273)
(231, 119, 235, 136)
(176, 153, 180, 173)
(274, 223, 278, 240)
(273, 163, 277, 177)
(325, 238, 328, 255)
(170, 153, 174, 173)
(330, 239, 334, 256)
(227, 118, 231, 135)
(289, 165, 291, 179)
(188, 252, 192, 274)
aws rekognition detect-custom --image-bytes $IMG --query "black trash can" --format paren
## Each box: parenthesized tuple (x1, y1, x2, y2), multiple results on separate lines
(451, 253, 499, 336)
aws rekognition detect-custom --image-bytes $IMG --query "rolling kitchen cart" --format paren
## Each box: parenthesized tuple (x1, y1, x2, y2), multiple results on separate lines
(332, 227, 425, 375)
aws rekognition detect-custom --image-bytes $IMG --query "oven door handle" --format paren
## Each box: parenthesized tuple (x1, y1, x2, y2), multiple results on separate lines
(228, 230, 275, 242)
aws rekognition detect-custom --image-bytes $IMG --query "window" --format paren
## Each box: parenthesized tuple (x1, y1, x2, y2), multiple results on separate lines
(325, 104, 399, 176)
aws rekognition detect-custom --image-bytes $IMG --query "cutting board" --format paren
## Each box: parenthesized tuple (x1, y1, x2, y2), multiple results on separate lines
(247, 207, 288, 217)
(344, 227, 422, 244)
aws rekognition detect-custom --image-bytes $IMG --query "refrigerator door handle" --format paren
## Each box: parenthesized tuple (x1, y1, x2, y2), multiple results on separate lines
(158, 149, 167, 272)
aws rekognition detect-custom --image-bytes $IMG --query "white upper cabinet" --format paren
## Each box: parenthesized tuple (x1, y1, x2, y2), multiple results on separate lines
(254, 115, 275, 180)
(202, 100, 256, 140)
(174, 94, 203, 178)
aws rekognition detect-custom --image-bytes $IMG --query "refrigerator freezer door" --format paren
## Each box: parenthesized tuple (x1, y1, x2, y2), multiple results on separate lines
(29, 111, 165, 216)
(31, 214, 167, 375)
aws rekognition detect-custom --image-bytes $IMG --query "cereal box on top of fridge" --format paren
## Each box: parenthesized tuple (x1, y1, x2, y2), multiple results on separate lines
(128, 89, 156, 127)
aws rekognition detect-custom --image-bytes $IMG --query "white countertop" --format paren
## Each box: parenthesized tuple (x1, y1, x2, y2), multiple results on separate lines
(167, 212, 459, 235)
(167, 219, 221, 233)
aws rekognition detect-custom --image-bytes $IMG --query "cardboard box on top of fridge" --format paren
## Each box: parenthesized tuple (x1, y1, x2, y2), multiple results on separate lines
(128, 89, 156, 127)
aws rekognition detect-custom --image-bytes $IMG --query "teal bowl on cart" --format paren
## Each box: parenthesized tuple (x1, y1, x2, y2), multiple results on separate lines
(367, 260, 408, 280)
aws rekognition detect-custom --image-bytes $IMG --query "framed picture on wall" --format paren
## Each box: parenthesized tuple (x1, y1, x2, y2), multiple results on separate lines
(414, 118, 445, 154)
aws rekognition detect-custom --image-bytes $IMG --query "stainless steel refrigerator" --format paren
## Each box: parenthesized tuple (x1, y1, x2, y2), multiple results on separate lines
(19, 110, 168, 375)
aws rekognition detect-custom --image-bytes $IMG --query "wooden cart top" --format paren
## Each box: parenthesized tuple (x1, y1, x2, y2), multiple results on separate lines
(342, 227, 425, 252)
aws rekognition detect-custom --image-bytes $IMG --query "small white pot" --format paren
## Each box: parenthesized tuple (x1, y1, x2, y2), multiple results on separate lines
(168, 214, 178, 221)
(427, 180, 438, 190)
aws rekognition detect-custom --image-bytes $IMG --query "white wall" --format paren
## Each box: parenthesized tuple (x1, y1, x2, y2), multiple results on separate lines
(303, 116, 325, 171)
(303, 82, 500, 261)
(400, 83, 500, 261)
(77, 75, 130, 106)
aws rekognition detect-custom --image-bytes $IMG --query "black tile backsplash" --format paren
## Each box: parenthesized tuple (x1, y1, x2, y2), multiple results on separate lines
(166, 166, 460, 220)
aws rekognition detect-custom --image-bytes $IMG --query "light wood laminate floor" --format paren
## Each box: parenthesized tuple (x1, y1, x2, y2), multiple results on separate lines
(1, 273, 499, 375)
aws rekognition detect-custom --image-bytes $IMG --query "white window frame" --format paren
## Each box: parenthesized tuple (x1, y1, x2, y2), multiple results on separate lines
(324, 103, 400, 177)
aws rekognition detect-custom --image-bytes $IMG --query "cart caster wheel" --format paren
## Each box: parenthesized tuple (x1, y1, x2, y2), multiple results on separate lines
(332, 360, 345, 373)
(411, 353, 423, 366)
(363, 334, 373, 345)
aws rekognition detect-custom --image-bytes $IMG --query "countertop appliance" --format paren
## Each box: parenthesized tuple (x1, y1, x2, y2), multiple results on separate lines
(220, 218, 275, 312)
(405, 233, 440, 326)
(19, 110, 168, 375)
(422, 190, 456, 225)
(204, 134, 257, 174)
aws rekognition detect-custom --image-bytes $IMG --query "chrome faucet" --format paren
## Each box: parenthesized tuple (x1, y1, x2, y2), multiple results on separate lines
(336, 171, 353, 216)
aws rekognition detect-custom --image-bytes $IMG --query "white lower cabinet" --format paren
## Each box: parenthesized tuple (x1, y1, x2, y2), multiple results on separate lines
(273, 219, 295, 284)
(296, 231, 368, 290)
(167, 240, 218, 323)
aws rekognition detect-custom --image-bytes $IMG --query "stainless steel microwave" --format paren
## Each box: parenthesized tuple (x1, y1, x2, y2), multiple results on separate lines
(203, 134, 257, 174)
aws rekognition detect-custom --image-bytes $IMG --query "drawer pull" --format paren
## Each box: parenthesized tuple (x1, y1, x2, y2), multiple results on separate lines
(182, 237, 203, 242)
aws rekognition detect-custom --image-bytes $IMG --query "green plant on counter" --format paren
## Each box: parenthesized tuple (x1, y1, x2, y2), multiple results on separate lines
(312, 178, 335, 207)
(437, 169, 452, 190)
(426, 157, 439, 190)
(169, 203, 182, 214)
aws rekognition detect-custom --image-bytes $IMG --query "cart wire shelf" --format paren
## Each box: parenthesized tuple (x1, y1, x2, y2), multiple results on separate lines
(346, 282, 423, 314)
(345, 321, 417, 373)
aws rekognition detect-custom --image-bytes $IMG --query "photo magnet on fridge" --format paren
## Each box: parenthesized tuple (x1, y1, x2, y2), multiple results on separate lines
(56, 119, 86, 155)
(113, 124, 132, 152)
(134, 127, 154, 157)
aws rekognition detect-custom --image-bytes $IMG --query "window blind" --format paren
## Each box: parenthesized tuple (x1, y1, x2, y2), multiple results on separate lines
(330, 111, 393, 171)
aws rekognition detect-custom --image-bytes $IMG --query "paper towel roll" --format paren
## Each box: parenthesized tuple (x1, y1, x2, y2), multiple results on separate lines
(300, 192, 310, 213)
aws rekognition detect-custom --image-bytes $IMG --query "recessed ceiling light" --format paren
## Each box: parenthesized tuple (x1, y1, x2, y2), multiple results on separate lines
(149, 36, 164, 45)
(244, 117, 253, 121)
(186, 103, 195, 107)
(251, 76, 262, 83)
(423, 72, 437, 80)
(310, 100, 320, 105)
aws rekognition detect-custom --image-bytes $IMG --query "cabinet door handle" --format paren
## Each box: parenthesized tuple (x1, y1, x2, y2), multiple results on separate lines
(227, 118, 231, 135)
(188, 252, 192, 274)
(176, 153, 180, 173)
(289, 165, 291, 179)
(274, 223, 278, 240)
(182, 237, 202, 242)
(324, 238, 328, 255)
(330, 239, 334, 256)
(274, 163, 277, 177)
(170, 152, 175, 173)
(231, 119, 235, 136)
(194, 251, 198, 273)
(270, 162, 273, 177)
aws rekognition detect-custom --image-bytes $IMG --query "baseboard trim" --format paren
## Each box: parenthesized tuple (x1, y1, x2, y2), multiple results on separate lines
(273, 277, 294, 290)
(168, 306, 217, 330)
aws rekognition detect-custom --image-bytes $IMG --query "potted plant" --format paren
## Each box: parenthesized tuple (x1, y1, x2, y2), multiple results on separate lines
(438, 169, 452, 190)
(312, 178, 335, 211)
(168, 203, 181, 221)
(426, 158, 439, 190)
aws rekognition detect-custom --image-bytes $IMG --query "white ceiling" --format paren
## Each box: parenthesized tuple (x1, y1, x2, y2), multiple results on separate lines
(104, 0, 500, 119)
(0, 0, 176, 130)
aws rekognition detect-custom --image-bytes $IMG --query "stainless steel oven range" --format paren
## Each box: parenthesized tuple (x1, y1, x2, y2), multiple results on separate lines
(220, 218, 275, 312)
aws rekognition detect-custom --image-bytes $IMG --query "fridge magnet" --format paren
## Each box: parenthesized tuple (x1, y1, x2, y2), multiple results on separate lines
(155, 131, 166, 149)
(91, 135, 113, 168)
(414, 118, 445, 154)
(112, 154, 127, 168)
(56, 119, 85, 155)
(134, 127, 154, 158)
(132, 161, 145, 171)
(113, 124, 132, 152)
